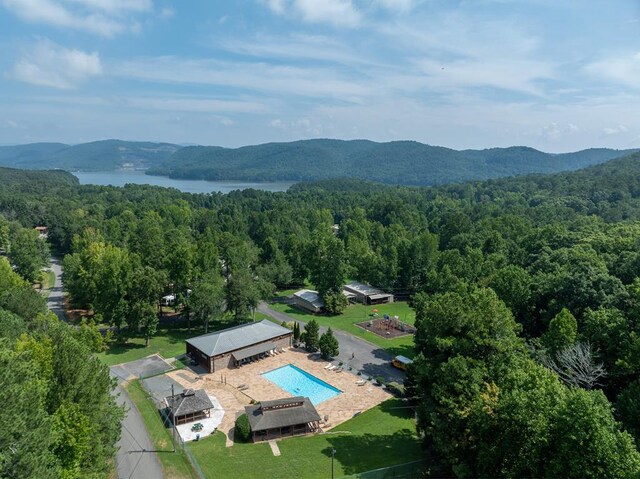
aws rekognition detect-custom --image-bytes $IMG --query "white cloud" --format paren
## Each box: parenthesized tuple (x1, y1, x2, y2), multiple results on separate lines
(602, 124, 628, 136)
(584, 52, 640, 89)
(64, 0, 152, 14)
(263, 0, 361, 27)
(114, 56, 374, 101)
(294, 0, 361, 27)
(375, 0, 415, 13)
(125, 96, 266, 114)
(10, 39, 102, 89)
(158, 6, 174, 19)
(265, 0, 286, 14)
(1, 0, 148, 36)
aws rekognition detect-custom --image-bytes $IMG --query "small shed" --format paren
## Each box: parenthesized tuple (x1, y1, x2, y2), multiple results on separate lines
(34, 226, 48, 239)
(161, 294, 176, 306)
(165, 388, 214, 425)
(245, 397, 321, 442)
(343, 281, 394, 305)
(292, 289, 324, 313)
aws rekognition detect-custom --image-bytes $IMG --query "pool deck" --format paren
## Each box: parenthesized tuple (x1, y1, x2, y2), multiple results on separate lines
(166, 347, 391, 446)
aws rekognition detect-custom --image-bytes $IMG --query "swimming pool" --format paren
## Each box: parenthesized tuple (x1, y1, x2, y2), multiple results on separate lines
(261, 364, 341, 405)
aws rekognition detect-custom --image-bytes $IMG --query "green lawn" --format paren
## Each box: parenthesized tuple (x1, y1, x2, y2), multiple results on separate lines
(125, 380, 199, 479)
(188, 398, 423, 479)
(268, 301, 416, 359)
(97, 327, 202, 366)
(97, 313, 286, 367)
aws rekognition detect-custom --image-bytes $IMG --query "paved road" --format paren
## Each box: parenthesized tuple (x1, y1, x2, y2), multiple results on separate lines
(47, 257, 164, 478)
(112, 375, 164, 479)
(257, 302, 405, 383)
(46, 258, 66, 321)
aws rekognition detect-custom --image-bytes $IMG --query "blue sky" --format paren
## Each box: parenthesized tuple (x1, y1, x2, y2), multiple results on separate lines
(1, 0, 640, 151)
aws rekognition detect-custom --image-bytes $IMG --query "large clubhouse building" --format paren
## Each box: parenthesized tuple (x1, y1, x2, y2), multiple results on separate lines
(186, 320, 293, 373)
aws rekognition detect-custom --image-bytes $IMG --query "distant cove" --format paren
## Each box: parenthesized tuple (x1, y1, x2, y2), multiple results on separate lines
(72, 170, 294, 194)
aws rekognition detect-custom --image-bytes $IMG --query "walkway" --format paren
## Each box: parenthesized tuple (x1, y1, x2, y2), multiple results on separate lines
(257, 302, 405, 383)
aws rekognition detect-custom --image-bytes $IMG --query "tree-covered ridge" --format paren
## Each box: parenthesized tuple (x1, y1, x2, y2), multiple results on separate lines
(2, 152, 640, 476)
(0, 224, 124, 478)
(0, 140, 180, 171)
(149, 138, 637, 185)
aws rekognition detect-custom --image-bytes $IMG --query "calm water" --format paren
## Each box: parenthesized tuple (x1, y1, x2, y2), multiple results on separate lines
(262, 364, 341, 405)
(72, 170, 294, 194)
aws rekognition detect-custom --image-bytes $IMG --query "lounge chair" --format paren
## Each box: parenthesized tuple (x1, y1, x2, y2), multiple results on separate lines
(356, 379, 366, 386)
(323, 363, 333, 369)
(327, 365, 337, 371)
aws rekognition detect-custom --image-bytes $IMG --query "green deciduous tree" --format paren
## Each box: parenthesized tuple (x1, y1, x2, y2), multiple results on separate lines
(542, 308, 577, 355)
(190, 273, 225, 333)
(8, 228, 49, 282)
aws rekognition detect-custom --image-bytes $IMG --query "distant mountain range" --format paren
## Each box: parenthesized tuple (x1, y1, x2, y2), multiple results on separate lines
(0, 140, 180, 171)
(1, 138, 637, 186)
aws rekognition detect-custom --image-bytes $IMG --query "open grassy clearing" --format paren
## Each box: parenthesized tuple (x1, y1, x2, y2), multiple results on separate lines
(268, 301, 417, 359)
(188, 398, 423, 479)
(125, 380, 199, 479)
(98, 327, 202, 366)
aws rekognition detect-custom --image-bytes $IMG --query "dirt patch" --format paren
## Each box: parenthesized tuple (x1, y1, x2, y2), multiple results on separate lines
(355, 317, 416, 339)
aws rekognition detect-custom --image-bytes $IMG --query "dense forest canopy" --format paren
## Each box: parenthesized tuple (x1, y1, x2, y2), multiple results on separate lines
(2, 152, 640, 477)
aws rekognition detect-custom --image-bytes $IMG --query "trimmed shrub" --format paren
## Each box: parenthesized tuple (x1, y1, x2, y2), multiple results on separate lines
(386, 381, 406, 397)
(235, 413, 251, 442)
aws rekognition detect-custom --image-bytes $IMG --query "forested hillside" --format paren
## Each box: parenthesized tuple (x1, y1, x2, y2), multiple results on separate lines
(1, 138, 636, 186)
(149, 138, 637, 185)
(0, 220, 123, 478)
(2, 153, 640, 477)
(0, 140, 180, 171)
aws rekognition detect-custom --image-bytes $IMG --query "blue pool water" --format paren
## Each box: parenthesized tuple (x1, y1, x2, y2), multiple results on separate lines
(261, 364, 341, 405)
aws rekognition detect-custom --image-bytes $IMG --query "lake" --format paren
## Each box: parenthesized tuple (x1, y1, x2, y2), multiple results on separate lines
(72, 170, 294, 194)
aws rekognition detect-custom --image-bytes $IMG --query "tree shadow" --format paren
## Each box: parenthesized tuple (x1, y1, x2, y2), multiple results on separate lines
(321, 430, 422, 476)
(378, 398, 413, 419)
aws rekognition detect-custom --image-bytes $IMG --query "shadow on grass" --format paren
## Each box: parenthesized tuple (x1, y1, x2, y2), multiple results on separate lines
(322, 430, 421, 476)
(378, 399, 413, 419)
(102, 341, 146, 356)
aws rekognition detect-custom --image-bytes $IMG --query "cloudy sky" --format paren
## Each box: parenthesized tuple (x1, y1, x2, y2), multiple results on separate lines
(1, 0, 640, 151)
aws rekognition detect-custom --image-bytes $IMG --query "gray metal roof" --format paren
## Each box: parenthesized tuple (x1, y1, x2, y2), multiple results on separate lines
(344, 281, 385, 296)
(245, 397, 321, 432)
(293, 289, 324, 309)
(231, 341, 277, 361)
(186, 319, 292, 357)
(164, 389, 213, 417)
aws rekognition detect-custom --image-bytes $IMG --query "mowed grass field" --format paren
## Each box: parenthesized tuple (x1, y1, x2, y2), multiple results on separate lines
(97, 327, 203, 366)
(268, 301, 417, 359)
(188, 398, 423, 479)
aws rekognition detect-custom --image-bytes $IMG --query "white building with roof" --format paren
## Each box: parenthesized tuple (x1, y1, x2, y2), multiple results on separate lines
(292, 289, 324, 313)
(343, 281, 394, 305)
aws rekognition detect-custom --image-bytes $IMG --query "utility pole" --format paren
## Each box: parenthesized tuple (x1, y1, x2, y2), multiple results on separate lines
(171, 384, 176, 452)
(331, 448, 336, 479)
